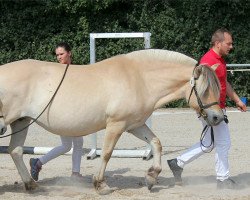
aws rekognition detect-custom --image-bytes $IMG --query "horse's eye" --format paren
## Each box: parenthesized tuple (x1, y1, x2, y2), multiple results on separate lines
(203, 89, 209, 99)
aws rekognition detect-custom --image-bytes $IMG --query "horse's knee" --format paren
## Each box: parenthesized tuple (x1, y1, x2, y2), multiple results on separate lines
(151, 137, 162, 152)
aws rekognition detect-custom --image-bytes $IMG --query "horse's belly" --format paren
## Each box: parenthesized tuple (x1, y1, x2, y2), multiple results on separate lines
(37, 117, 106, 137)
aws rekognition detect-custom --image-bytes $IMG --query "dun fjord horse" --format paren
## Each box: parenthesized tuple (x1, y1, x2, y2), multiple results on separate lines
(0, 49, 224, 194)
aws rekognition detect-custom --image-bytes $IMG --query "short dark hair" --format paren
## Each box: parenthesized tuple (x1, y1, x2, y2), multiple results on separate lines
(211, 28, 232, 46)
(55, 42, 71, 52)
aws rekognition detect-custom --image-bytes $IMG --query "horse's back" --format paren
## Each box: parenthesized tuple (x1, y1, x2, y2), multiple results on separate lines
(125, 49, 197, 66)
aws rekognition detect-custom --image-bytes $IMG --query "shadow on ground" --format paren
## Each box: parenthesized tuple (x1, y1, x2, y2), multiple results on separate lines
(0, 171, 249, 196)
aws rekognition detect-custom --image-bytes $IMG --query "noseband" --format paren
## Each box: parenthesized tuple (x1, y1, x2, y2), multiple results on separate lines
(187, 65, 218, 119)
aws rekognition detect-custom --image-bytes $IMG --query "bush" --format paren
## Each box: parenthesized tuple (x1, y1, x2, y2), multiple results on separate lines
(1, 0, 249, 107)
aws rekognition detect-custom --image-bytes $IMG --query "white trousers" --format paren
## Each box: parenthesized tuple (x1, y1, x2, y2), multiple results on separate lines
(177, 110, 231, 181)
(39, 136, 84, 173)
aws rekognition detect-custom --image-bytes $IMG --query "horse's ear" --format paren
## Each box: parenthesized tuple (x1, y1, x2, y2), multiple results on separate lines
(211, 64, 219, 71)
(194, 64, 203, 77)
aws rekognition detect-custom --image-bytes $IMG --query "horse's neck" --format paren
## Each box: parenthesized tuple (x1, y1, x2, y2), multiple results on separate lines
(144, 62, 193, 89)
(143, 63, 193, 109)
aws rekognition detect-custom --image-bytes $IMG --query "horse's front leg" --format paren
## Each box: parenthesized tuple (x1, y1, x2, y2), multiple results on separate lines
(9, 118, 38, 190)
(130, 124, 162, 190)
(93, 122, 124, 195)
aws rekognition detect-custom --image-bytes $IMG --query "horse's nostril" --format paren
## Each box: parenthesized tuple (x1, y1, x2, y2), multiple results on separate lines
(213, 116, 218, 122)
(0, 127, 7, 135)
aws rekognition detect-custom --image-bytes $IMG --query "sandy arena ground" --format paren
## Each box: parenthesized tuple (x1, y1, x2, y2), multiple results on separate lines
(0, 108, 250, 200)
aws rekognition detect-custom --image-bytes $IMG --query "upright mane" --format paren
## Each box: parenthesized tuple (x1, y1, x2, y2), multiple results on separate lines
(125, 49, 197, 66)
(196, 65, 221, 100)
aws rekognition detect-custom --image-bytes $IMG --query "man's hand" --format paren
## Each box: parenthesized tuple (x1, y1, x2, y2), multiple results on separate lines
(236, 100, 247, 112)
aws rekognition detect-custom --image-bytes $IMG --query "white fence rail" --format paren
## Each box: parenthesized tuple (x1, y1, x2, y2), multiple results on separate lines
(227, 64, 250, 68)
(227, 64, 250, 72)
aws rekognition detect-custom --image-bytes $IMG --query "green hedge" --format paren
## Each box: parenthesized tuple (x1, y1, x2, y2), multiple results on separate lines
(1, 0, 249, 107)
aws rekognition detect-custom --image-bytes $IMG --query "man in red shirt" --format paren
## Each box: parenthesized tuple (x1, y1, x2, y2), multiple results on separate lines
(167, 28, 247, 189)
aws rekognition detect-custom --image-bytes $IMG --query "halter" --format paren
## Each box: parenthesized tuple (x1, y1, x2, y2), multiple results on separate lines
(187, 64, 224, 153)
(187, 64, 219, 119)
(0, 64, 69, 138)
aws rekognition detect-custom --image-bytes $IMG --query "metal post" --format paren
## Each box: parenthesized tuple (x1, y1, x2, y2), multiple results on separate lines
(87, 32, 152, 160)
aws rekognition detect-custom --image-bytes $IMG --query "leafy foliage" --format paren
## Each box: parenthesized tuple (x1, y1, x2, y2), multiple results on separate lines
(0, 0, 249, 107)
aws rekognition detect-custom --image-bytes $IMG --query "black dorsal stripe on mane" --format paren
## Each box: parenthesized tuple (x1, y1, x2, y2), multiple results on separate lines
(126, 49, 197, 67)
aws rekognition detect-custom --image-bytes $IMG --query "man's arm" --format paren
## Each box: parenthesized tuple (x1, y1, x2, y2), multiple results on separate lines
(226, 81, 247, 112)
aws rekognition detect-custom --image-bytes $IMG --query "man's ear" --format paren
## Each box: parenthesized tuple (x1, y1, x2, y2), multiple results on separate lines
(211, 63, 219, 71)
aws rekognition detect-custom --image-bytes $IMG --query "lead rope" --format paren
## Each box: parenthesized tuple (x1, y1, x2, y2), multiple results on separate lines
(0, 64, 70, 139)
(200, 115, 229, 153)
(200, 125, 214, 153)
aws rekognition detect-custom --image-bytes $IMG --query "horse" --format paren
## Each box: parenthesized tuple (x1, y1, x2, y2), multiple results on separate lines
(0, 49, 224, 194)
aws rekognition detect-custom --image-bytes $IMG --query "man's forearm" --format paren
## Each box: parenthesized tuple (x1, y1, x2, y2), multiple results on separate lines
(226, 81, 241, 103)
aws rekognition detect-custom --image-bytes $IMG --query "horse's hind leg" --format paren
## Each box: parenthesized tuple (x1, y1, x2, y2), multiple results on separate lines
(9, 118, 38, 190)
(129, 124, 162, 190)
(93, 122, 125, 195)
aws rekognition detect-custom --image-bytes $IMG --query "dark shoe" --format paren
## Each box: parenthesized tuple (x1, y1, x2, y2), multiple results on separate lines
(217, 178, 238, 190)
(29, 158, 41, 181)
(167, 158, 183, 185)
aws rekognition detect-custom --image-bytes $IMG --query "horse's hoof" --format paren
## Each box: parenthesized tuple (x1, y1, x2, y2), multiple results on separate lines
(145, 174, 157, 190)
(93, 176, 113, 195)
(24, 179, 38, 190)
(145, 166, 161, 190)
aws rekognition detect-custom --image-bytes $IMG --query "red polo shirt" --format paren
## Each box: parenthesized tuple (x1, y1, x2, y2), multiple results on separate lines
(200, 49, 227, 108)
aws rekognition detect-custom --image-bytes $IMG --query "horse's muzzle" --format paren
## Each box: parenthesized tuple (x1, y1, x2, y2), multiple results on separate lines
(204, 109, 224, 126)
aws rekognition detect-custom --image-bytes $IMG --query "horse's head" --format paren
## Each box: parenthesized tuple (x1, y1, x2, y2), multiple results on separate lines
(0, 99, 7, 135)
(186, 64, 224, 126)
